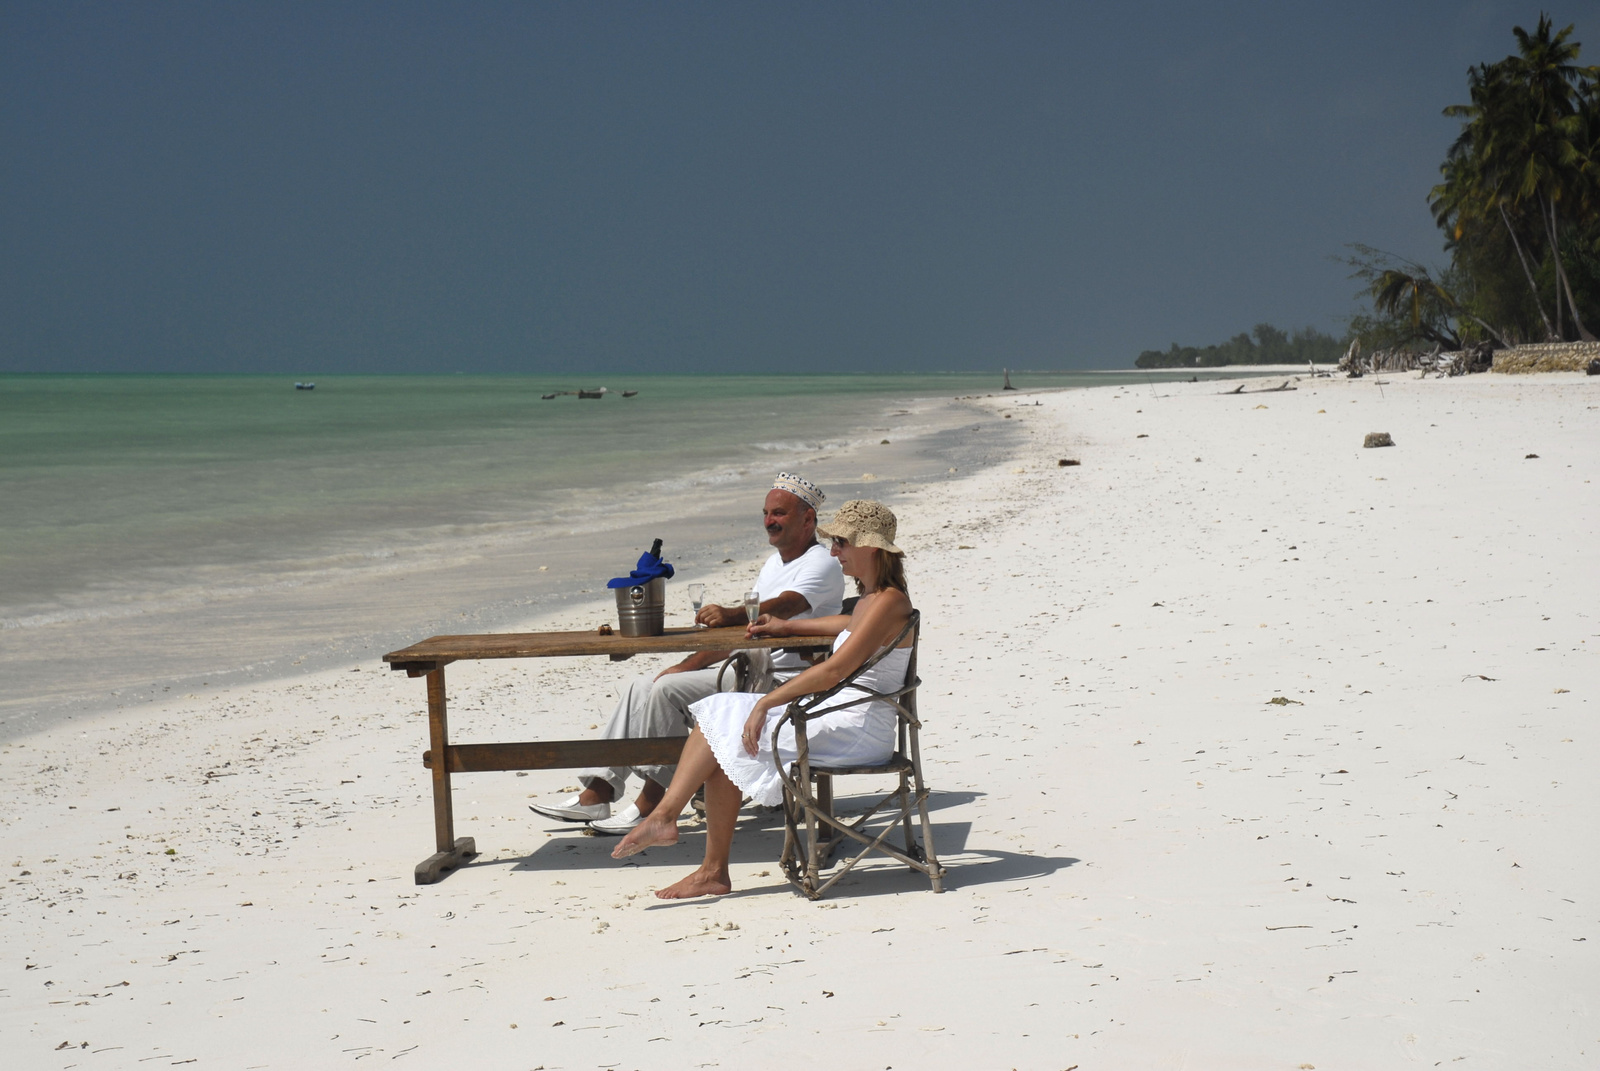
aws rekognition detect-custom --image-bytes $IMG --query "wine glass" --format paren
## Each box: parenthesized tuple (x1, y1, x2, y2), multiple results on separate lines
(687, 583, 706, 625)
(743, 589, 761, 626)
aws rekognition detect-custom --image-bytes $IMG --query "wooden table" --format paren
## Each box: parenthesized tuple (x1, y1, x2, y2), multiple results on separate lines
(383, 626, 836, 884)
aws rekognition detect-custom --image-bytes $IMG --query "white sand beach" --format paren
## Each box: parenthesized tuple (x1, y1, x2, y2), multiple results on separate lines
(3, 372, 1595, 1068)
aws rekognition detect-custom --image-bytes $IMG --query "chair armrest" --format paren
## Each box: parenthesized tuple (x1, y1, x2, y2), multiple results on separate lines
(715, 652, 751, 692)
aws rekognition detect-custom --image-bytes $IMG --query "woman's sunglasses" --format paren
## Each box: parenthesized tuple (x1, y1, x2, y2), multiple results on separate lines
(830, 536, 851, 549)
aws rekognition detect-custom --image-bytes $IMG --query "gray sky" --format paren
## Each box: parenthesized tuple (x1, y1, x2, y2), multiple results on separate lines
(3, 2, 1594, 373)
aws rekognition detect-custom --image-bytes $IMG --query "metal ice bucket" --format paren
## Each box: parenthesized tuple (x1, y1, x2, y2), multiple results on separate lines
(615, 578, 665, 637)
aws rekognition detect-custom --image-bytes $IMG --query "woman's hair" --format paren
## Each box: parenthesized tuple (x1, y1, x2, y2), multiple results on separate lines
(856, 548, 909, 597)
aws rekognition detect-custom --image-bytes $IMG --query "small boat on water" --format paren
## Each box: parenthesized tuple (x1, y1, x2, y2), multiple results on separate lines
(622, 390, 638, 398)
(294, 381, 316, 390)
(1001, 369, 1016, 391)
(541, 393, 558, 400)
(577, 387, 608, 399)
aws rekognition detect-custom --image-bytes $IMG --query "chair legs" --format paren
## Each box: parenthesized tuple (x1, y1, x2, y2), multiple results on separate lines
(908, 733, 944, 894)
(779, 765, 944, 899)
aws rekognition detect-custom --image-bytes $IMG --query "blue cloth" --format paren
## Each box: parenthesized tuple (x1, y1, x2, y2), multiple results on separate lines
(606, 551, 675, 589)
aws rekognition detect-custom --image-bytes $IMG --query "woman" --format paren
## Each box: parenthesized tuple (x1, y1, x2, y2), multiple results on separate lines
(612, 499, 913, 899)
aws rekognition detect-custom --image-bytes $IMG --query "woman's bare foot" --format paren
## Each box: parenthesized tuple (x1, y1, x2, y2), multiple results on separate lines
(611, 814, 679, 859)
(655, 866, 732, 899)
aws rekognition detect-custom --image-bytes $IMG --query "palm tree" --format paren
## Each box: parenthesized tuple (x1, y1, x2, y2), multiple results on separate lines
(1432, 89, 1556, 339)
(1432, 17, 1599, 341)
(1508, 16, 1595, 339)
(1372, 268, 1460, 348)
(1370, 266, 1510, 349)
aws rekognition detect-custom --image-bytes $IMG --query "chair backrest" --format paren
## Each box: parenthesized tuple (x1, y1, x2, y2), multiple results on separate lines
(788, 609, 920, 728)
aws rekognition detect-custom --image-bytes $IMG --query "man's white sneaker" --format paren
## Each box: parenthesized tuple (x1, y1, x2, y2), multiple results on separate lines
(588, 803, 644, 835)
(528, 794, 610, 822)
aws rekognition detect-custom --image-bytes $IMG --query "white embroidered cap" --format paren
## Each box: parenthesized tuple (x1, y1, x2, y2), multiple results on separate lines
(771, 472, 825, 511)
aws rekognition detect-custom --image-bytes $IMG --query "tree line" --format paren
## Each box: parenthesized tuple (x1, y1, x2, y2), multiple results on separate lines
(1134, 323, 1348, 368)
(1133, 15, 1597, 366)
(1348, 14, 1598, 350)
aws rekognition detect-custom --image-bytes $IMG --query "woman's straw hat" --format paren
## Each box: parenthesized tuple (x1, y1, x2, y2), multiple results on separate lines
(817, 499, 903, 554)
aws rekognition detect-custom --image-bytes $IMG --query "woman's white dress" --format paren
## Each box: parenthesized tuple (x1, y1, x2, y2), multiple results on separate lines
(690, 629, 911, 807)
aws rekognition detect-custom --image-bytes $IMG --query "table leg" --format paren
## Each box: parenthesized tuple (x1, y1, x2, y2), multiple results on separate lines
(415, 666, 475, 884)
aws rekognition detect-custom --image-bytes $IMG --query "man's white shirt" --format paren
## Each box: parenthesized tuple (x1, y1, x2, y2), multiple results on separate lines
(756, 542, 846, 674)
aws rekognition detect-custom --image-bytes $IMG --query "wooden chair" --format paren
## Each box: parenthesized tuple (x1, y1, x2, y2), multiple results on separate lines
(715, 652, 753, 692)
(771, 609, 944, 899)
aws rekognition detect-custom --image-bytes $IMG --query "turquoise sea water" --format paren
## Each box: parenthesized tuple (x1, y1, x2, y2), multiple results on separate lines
(0, 369, 1251, 729)
(0, 370, 1187, 621)
(4, 373, 911, 616)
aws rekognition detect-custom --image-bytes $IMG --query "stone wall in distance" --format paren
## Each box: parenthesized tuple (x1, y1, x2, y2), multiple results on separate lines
(1491, 341, 1600, 373)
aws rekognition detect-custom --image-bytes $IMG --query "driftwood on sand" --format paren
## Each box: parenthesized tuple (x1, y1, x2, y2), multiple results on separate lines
(1220, 379, 1297, 395)
(1339, 340, 1495, 378)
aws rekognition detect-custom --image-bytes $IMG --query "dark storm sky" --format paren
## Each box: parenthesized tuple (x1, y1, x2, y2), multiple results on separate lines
(2, 2, 1593, 374)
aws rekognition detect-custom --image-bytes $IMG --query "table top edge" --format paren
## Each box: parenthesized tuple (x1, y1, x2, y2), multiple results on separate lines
(382, 626, 837, 664)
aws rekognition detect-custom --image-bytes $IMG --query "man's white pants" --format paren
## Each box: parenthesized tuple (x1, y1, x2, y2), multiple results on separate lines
(579, 651, 779, 797)
(578, 669, 719, 796)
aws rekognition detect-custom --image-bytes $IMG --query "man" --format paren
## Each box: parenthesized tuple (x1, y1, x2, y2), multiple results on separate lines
(529, 472, 845, 833)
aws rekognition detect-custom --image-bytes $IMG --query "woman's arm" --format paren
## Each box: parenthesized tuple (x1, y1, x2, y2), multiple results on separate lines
(738, 590, 912, 754)
(744, 612, 851, 639)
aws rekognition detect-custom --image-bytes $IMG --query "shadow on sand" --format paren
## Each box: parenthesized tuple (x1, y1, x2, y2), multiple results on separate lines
(460, 789, 1079, 901)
